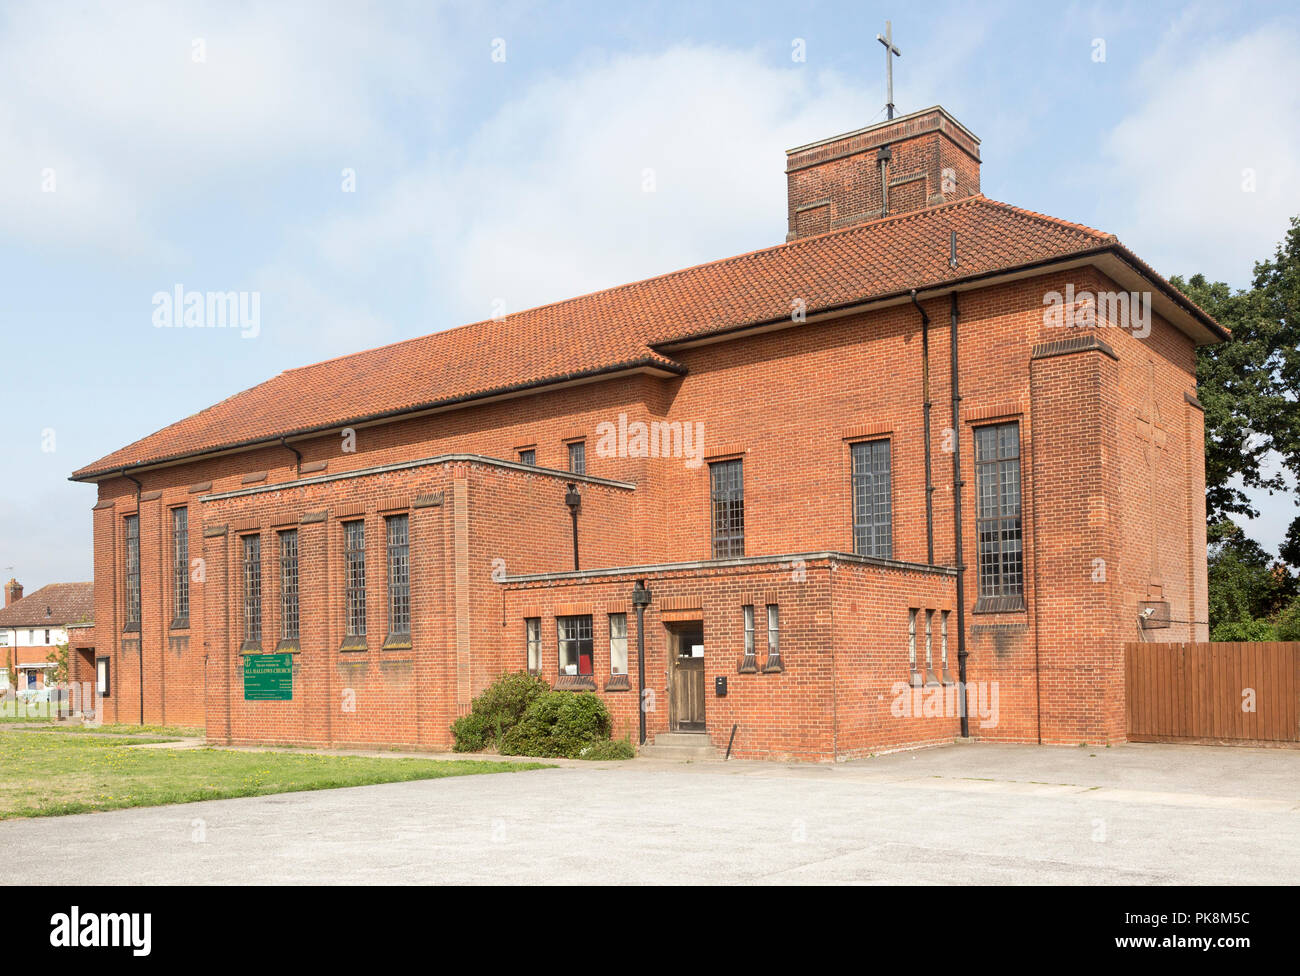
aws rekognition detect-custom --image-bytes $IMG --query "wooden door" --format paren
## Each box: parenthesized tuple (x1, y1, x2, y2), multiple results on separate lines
(671, 625, 706, 731)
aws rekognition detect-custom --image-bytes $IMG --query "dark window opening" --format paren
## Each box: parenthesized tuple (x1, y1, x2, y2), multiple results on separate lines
(344, 521, 366, 638)
(279, 529, 299, 643)
(974, 422, 1024, 604)
(123, 515, 140, 631)
(567, 441, 586, 475)
(242, 534, 262, 647)
(172, 506, 189, 627)
(386, 515, 410, 639)
(710, 458, 745, 558)
(558, 614, 593, 676)
(851, 439, 892, 558)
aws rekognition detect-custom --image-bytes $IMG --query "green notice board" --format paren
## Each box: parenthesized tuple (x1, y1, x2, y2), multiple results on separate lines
(243, 652, 293, 701)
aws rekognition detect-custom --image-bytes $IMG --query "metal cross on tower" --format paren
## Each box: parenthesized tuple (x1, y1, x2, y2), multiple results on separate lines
(877, 21, 901, 120)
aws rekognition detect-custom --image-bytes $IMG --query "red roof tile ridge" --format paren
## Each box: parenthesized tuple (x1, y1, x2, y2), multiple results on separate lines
(974, 197, 1115, 241)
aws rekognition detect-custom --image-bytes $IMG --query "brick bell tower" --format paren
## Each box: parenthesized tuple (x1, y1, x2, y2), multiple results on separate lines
(785, 105, 981, 240)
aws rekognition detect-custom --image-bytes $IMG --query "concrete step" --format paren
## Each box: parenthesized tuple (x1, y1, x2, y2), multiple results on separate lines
(638, 732, 722, 762)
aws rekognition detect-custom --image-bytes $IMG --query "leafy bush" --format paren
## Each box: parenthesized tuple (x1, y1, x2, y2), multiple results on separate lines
(499, 690, 614, 758)
(1209, 618, 1279, 642)
(1274, 596, 1300, 641)
(451, 671, 550, 752)
(577, 736, 635, 761)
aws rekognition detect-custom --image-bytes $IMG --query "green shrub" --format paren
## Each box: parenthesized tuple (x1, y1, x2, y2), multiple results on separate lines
(1210, 618, 1279, 642)
(577, 736, 635, 761)
(1274, 597, 1300, 641)
(451, 671, 550, 752)
(499, 690, 613, 758)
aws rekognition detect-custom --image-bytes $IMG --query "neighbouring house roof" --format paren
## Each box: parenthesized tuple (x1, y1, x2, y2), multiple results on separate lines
(70, 195, 1225, 481)
(0, 583, 94, 629)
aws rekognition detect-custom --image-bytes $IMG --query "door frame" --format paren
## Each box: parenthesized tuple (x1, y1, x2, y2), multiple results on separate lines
(666, 621, 706, 732)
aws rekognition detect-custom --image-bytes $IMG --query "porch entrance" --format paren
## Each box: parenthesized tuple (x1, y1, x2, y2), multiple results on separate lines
(668, 622, 706, 731)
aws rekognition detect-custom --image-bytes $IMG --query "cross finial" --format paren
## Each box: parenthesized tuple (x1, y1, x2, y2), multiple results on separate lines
(876, 21, 901, 120)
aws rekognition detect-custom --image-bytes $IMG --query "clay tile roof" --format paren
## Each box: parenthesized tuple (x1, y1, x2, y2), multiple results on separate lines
(70, 196, 1213, 481)
(0, 582, 94, 628)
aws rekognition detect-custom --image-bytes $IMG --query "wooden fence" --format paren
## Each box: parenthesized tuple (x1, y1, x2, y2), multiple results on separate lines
(1125, 641, 1300, 745)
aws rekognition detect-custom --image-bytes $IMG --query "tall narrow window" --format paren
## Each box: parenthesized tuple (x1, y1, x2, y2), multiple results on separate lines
(525, 617, 542, 674)
(558, 615, 593, 676)
(96, 657, 110, 697)
(740, 604, 756, 670)
(172, 507, 189, 627)
(974, 422, 1024, 607)
(608, 613, 628, 676)
(279, 529, 299, 645)
(242, 534, 262, 648)
(907, 608, 918, 679)
(386, 514, 410, 641)
(851, 439, 892, 558)
(940, 609, 950, 680)
(344, 521, 366, 640)
(924, 609, 936, 684)
(567, 441, 586, 475)
(518, 448, 536, 466)
(763, 604, 782, 672)
(123, 515, 140, 631)
(710, 458, 745, 558)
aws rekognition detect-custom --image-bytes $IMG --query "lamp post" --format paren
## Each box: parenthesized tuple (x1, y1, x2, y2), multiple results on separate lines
(631, 578, 651, 745)
(564, 483, 581, 571)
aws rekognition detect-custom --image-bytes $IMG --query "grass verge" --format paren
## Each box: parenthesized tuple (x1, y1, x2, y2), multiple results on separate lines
(0, 731, 548, 820)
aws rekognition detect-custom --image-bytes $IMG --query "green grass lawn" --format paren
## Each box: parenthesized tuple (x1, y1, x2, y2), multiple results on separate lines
(18, 721, 203, 738)
(0, 730, 548, 820)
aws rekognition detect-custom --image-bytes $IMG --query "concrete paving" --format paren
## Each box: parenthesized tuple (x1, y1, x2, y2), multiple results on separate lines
(3, 742, 1297, 884)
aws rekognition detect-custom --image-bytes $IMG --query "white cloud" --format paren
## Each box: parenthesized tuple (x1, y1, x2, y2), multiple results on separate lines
(307, 45, 876, 327)
(0, 0, 444, 256)
(1099, 24, 1300, 284)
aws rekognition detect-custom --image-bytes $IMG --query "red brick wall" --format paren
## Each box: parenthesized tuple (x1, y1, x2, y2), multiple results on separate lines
(80, 260, 1209, 754)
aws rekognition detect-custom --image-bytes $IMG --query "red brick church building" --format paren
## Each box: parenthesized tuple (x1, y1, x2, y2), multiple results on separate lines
(70, 107, 1221, 760)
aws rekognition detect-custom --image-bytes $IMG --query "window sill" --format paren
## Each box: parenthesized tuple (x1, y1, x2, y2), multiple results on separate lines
(276, 639, 301, 654)
(239, 640, 263, 654)
(737, 654, 758, 674)
(604, 675, 631, 691)
(909, 670, 923, 688)
(555, 675, 596, 691)
(339, 636, 368, 653)
(122, 623, 140, 634)
(170, 618, 190, 631)
(383, 635, 413, 650)
(761, 655, 784, 674)
(972, 595, 1026, 614)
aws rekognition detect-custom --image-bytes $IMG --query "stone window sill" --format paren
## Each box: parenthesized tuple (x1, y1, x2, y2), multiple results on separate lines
(737, 654, 758, 674)
(383, 635, 413, 650)
(170, 618, 190, 631)
(339, 636, 368, 653)
(240, 640, 262, 654)
(276, 639, 301, 654)
(555, 675, 596, 691)
(972, 595, 1026, 614)
(761, 655, 784, 674)
(604, 675, 631, 691)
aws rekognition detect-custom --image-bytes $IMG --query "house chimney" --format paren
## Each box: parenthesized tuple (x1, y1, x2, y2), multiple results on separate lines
(785, 105, 981, 240)
(4, 579, 22, 607)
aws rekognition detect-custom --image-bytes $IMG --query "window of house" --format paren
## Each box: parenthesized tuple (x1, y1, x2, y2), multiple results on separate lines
(710, 458, 745, 558)
(558, 615, 593, 676)
(941, 609, 949, 673)
(924, 609, 935, 678)
(172, 506, 189, 627)
(386, 515, 410, 640)
(609, 613, 628, 675)
(44, 629, 50, 645)
(279, 529, 299, 643)
(908, 608, 918, 674)
(743, 605, 755, 657)
(243, 534, 262, 647)
(519, 448, 536, 466)
(974, 422, 1024, 605)
(763, 604, 781, 671)
(344, 521, 366, 638)
(124, 514, 140, 631)
(567, 441, 586, 475)
(525, 617, 542, 674)
(851, 439, 892, 558)
(96, 657, 110, 697)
